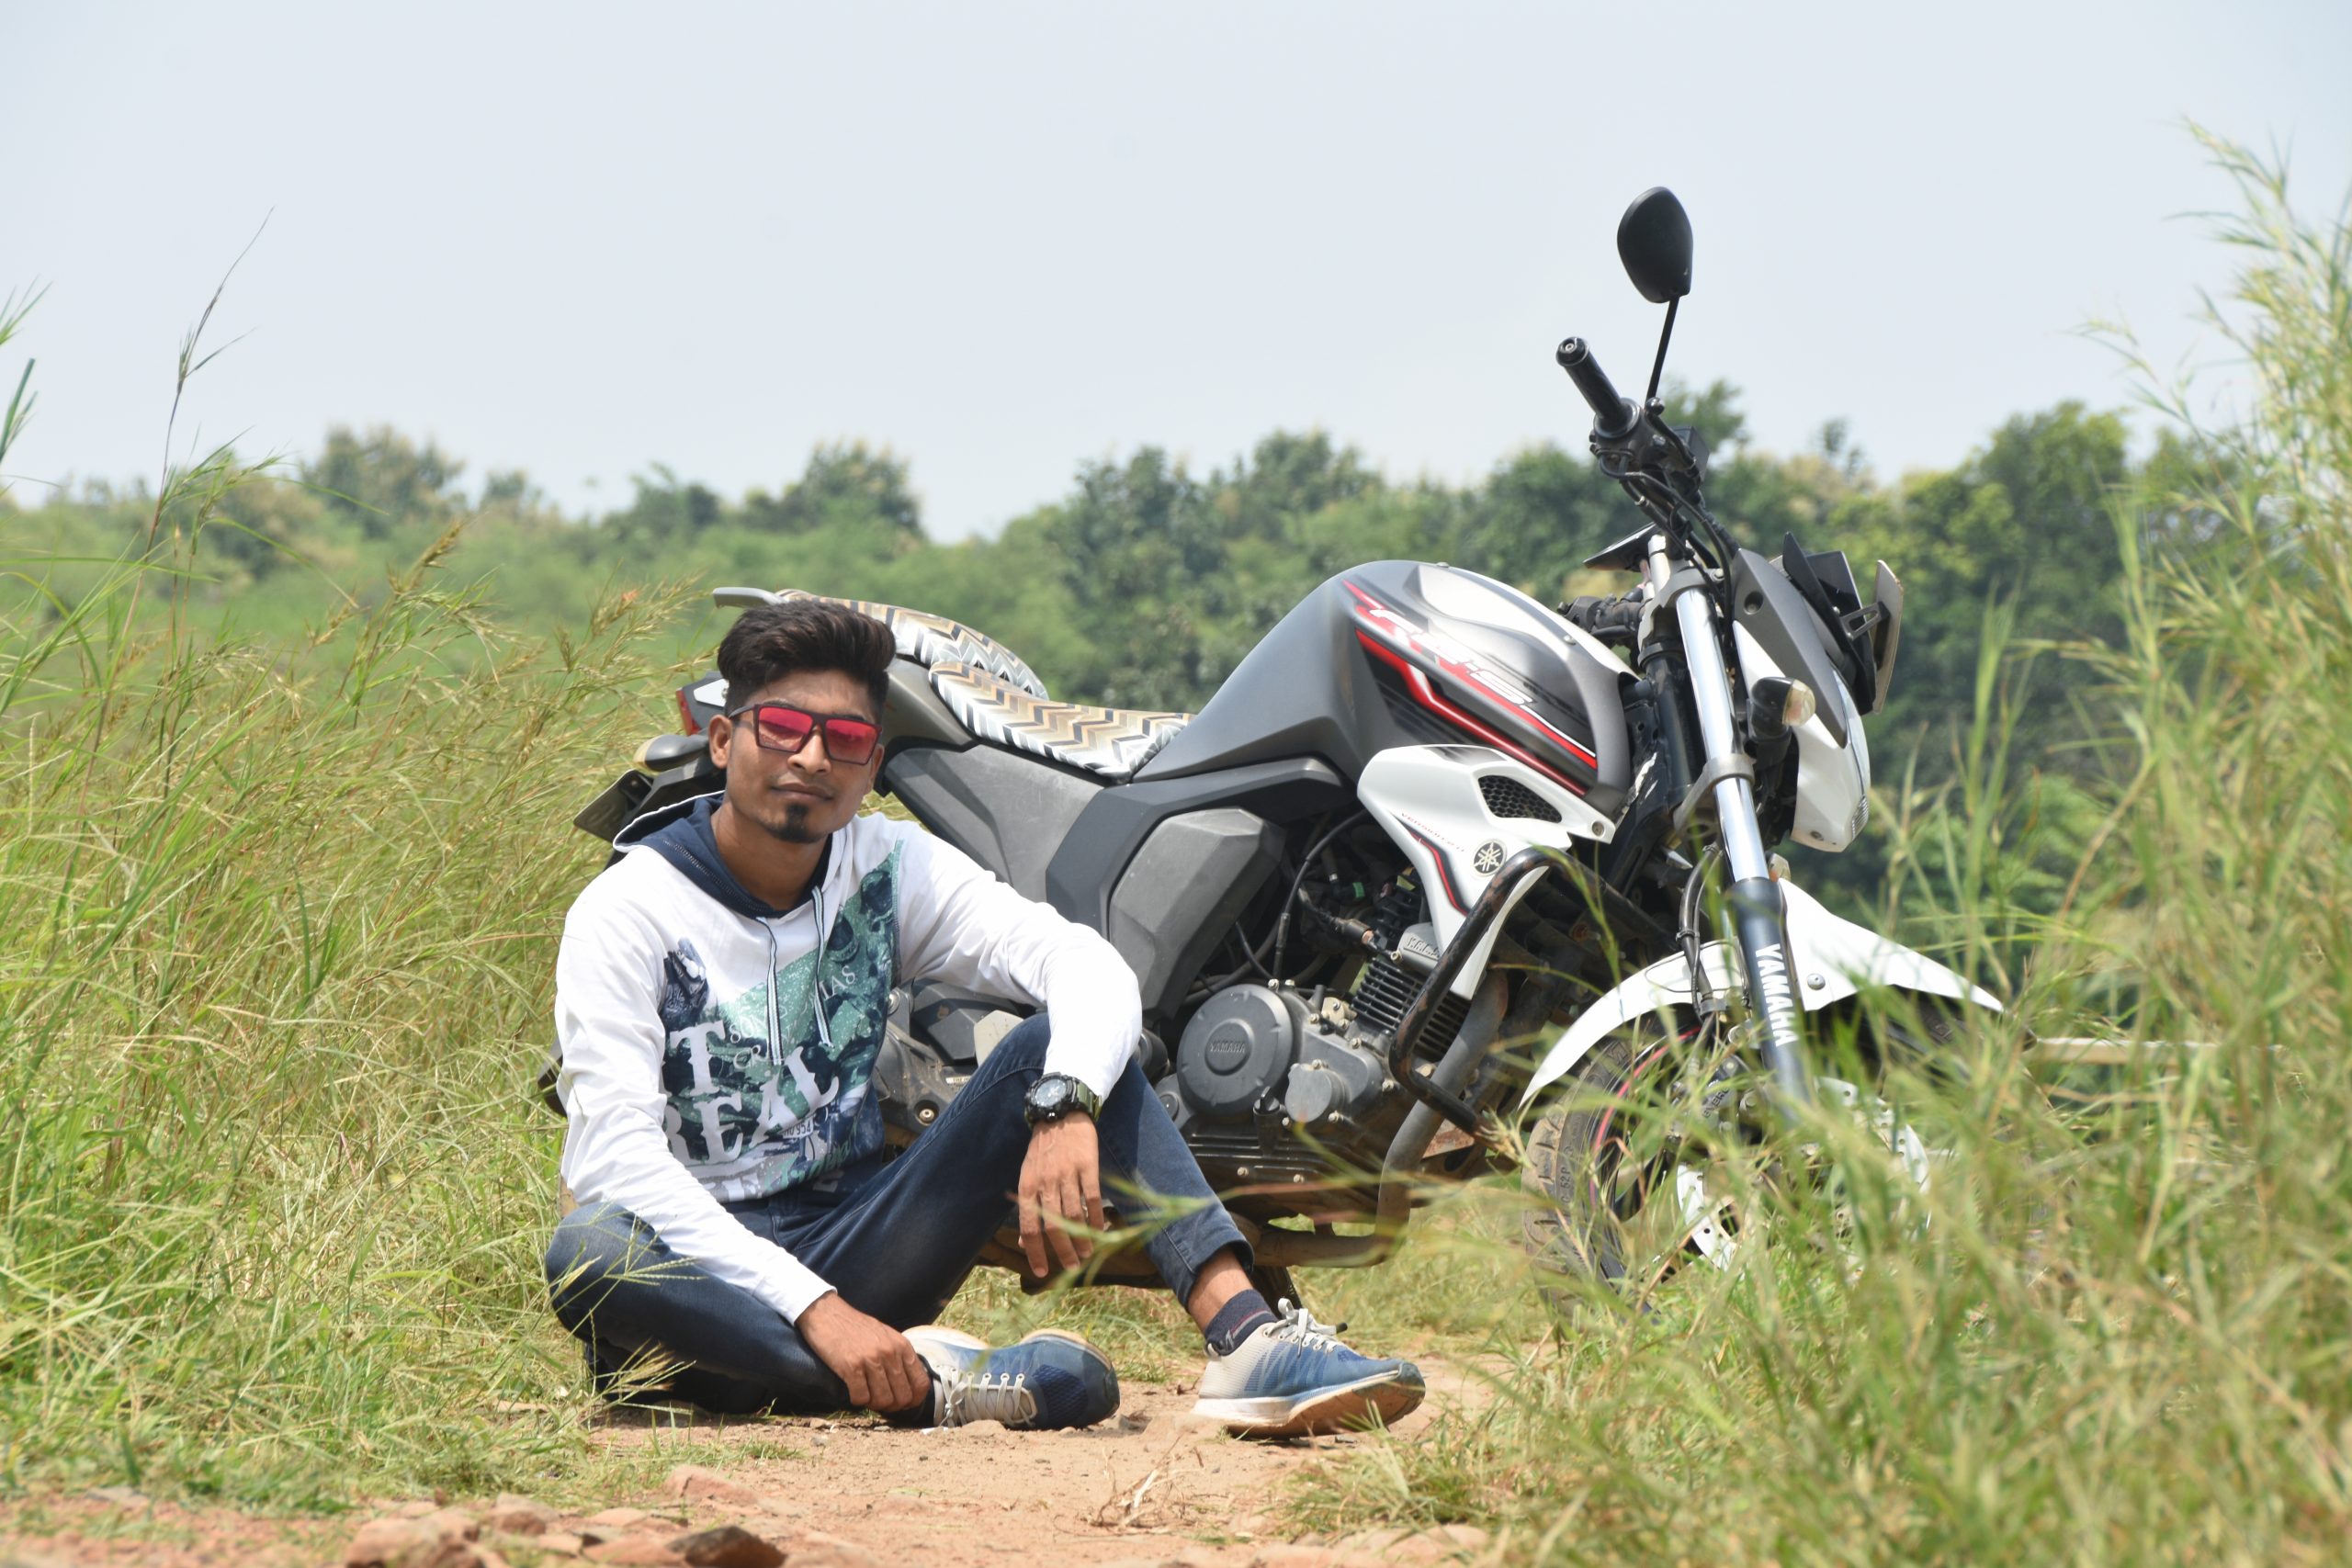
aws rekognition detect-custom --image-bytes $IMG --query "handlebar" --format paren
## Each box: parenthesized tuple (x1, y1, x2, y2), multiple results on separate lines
(1555, 337, 1639, 441)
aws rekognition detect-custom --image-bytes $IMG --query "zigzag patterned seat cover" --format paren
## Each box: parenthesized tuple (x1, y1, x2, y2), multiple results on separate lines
(927, 660, 1191, 782)
(775, 589, 1048, 698)
(769, 589, 1189, 780)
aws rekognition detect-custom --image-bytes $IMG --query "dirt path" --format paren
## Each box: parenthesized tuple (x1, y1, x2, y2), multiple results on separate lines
(0, 1358, 1504, 1568)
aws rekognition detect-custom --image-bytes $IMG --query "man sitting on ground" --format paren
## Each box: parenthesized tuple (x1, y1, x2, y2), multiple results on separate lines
(545, 599, 1424, 1434)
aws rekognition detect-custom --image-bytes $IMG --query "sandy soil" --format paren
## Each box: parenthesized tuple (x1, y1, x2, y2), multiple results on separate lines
(0, 1358, 1505, 1568)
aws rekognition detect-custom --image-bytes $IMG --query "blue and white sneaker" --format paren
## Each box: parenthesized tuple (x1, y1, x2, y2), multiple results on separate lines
(1191, 1301, 1426, 1438)
(902, 1325, 1121, 1430)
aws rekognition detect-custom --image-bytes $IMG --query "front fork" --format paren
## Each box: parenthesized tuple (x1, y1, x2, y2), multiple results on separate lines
(1645, 536, 1812, 1105)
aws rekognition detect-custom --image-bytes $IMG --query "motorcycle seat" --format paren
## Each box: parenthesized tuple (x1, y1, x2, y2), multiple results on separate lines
(766, 588, 1191, 780)
(928, 660, 1190, 782)
(774, 589, 1051, 700)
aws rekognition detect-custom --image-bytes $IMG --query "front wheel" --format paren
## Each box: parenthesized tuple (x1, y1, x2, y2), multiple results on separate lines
(1521, 1020, 1937, 1310)
(1521, 1024, 1743, 1303)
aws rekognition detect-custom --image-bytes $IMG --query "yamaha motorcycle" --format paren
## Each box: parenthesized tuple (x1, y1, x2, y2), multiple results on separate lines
(563, 188, 2000, 1299)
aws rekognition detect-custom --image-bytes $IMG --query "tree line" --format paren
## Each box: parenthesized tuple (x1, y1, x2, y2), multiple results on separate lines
(5, 385, 2183, 901)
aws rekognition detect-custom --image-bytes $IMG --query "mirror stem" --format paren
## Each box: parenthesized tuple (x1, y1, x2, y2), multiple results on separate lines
(1644, 297, 1679, 407)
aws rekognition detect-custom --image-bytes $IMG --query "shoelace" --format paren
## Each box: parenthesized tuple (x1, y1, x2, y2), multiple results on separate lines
(938, 1367, 1037, 1427)
(1267, 1299, 1351, 1354)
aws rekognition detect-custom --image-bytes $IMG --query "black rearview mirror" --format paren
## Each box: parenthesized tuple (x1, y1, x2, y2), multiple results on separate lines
(1617, 187, 1693, 304)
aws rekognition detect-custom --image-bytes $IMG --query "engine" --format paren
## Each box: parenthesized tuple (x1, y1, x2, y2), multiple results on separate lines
(1155, 898, 1474, 1212)
(1170, 983, 1386, 1125)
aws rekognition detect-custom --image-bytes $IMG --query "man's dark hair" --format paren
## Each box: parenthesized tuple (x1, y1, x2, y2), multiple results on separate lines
(718, 600, 896, 718)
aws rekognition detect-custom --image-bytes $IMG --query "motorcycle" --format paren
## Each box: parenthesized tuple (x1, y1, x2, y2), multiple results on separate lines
(560, 187, 2000, 1302)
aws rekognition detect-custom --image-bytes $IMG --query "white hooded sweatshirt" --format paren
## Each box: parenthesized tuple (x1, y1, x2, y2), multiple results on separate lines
(554, 794, 1139, 1323)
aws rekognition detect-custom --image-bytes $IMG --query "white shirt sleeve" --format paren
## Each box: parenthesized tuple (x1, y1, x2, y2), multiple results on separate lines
(553, 877, 836, 1323)
(892, 827, 1142, 1102)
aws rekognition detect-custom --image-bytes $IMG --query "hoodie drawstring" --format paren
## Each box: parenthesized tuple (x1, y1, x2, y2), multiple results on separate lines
(810, 883, 834, 1052)
(765, 921, 783, 1064)
(763, 880, 833, 1063)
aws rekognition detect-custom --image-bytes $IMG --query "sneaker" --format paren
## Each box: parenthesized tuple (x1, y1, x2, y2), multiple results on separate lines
(902, 1325, 1121, 1430)
(1191, 1301, 1425, 1438)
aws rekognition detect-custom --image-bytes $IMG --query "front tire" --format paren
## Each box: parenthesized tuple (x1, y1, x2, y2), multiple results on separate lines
(1522, 1013, 1945, 1309)
(1521, 1023, 1740, 1304)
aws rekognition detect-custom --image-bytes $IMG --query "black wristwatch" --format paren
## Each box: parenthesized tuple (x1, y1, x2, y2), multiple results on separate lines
(1023, 1073, 1102, 1127)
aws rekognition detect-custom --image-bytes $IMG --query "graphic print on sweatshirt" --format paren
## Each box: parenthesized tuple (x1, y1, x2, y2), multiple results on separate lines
(653, 847, 900, 1199)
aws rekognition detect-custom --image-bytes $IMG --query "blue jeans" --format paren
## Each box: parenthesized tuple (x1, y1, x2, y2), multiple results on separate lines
(544, 1016, 1252, 1415)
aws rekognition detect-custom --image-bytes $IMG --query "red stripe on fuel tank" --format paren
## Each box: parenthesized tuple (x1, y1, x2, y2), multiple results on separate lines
(1341, 581, 1600, 770)
(1356, 631, 1589, 798)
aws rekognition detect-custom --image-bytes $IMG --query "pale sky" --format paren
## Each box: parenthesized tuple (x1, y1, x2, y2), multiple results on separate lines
(6, 2, 2348, 538)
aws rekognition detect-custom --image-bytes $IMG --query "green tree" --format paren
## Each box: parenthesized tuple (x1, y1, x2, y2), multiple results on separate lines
(305, 425, 464, 539)
(746, 441, 923, 541)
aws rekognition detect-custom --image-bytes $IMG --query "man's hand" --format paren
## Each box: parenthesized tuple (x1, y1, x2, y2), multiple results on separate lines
(1018, 1113, 1104, 1278)
(796, 1293, 930, 1414)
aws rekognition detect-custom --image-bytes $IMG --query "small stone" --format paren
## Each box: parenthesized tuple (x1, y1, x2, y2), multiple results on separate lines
(347, 1518, 434, 1566)
(584, 1539, 686, 1566)
(662, 1465, 764, 1508)
(85, 1485, 149, 1508)
(787, 1531, 882, 1568)
(539, 1532, 588, 1557)
(584, 1508, 658, 1530)
(667, 1524, 785, 1568)
(485, 1495, 558, 1536)
(346, 1515, 488, 1568)
(420, 1510, 482, 1544)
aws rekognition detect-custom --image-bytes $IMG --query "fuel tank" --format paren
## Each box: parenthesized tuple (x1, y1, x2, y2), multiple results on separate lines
(1136, 561, 1634, 817)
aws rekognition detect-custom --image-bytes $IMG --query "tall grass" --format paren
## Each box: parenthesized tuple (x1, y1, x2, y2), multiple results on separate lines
(0, 475, 695, 1500)
(1287, 137, 2352, 1566)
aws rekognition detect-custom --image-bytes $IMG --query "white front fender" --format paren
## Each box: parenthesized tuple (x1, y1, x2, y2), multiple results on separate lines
(1518, 878, 2003, 1108)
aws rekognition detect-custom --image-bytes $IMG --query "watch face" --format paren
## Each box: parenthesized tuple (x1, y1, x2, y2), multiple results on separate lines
(1028, 1077, 1069, 1118)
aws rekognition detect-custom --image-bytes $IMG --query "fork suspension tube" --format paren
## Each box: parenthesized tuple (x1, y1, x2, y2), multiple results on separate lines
(1648, 536, 1810, 1104)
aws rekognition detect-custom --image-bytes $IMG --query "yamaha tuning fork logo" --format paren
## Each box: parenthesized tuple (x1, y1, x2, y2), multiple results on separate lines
(1472, 840, 1506, 875)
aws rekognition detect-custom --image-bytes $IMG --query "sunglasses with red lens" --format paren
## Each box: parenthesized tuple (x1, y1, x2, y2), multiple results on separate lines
(726, 704, 882, 765)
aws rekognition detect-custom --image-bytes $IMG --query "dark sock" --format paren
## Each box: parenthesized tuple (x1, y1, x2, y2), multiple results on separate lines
(1204, 1290, 1277, 1355)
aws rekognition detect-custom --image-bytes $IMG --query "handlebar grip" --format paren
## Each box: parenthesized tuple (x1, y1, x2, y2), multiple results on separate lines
(1555, 337, 1639, 440)
(1563, 593, 1643, 645)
